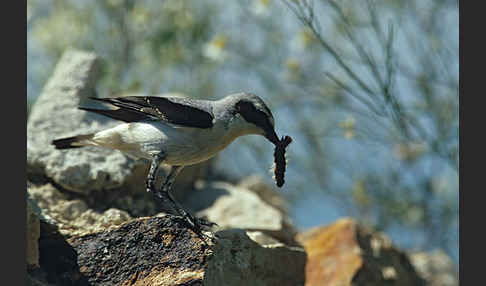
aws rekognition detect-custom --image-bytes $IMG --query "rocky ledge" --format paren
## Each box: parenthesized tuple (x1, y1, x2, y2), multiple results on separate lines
(28, 215, 305, 286)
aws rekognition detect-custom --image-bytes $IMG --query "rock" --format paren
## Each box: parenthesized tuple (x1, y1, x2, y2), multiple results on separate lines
(204, 229, 307, 286)
(29, 220, 88, 286)
(297, 218, 426, 286)
(237, 175, 288, 215)
(246, 231, 281, 245)
(27, 49, 210, 196)
(185, 181, 298, 246)
(27, 49, 134, 194)
(27, 200, 41, 268)
(28, 183, 133, 237)
(67, 216, 210, 285)
(29, 215, 306, 286)
(409, 250, 458, 286)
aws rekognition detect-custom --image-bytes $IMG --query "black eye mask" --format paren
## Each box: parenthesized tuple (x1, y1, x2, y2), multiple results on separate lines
(236, 101, 274, 135)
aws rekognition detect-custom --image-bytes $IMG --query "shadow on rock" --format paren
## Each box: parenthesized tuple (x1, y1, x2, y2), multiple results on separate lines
(28, 221, 90, 286)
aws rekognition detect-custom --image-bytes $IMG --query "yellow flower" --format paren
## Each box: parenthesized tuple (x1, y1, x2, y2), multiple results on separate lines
(352, 180, 370, 207)
(339, 116, 356, 139)
(132, 5, 151, 30)
(285, 58, 301, 81)
(252, 0, 271, 15)
(203, 35, 228, 62)
(393, 142, 428, 161)
(298, 28, 316, 49)
(286, 58, 300, 72)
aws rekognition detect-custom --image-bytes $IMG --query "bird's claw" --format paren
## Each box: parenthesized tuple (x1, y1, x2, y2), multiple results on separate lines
(181, 213, 218, 242)
(184, 213, 217, 230)
(196, 217, 219, 228)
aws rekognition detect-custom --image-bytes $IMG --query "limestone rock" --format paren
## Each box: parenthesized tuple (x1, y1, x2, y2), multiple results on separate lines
(409, 250, 458, 286)
(237, 175, 288, 215)
(297, 218, 426, 286)
(204, 229, 306, 286)
(27, 49, 134, 194)
(186, 181, 298, 245)
(28, 183, 133, 237)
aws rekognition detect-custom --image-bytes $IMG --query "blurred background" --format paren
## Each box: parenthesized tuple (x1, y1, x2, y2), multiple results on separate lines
(27, 0, 459, 265)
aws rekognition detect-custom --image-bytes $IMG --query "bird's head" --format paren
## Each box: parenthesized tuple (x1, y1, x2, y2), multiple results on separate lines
(223, 93, 280, 145)
(222, 92, 293, 188)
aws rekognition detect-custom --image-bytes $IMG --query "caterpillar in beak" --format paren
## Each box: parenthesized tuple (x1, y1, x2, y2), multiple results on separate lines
(273, 135, 292, 187)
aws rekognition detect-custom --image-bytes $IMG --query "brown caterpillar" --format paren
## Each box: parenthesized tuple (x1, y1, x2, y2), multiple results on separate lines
(273, 135, 292, 187)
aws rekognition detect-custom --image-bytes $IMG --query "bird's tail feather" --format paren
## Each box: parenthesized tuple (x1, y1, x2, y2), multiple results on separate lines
(52, 134, 95, 149)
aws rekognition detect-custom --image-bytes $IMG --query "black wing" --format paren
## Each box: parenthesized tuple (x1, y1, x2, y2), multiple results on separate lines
(80, 96, 214, 128)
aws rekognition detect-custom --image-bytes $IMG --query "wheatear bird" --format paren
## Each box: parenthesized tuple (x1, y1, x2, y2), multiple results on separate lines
(52, 92, 288, 236)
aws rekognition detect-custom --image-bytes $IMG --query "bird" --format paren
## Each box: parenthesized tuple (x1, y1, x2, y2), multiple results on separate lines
(52, 92, 288, 237)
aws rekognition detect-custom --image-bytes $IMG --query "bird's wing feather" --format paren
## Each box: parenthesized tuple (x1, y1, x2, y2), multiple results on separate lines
(83, 96, 214, 128)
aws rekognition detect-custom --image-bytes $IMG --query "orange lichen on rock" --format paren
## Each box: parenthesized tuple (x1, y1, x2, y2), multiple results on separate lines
(297, 218, 363, 286)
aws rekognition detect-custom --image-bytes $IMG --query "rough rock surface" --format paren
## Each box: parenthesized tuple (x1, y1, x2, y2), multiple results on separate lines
(409, 250, 458, 286)
(27, 200, 41, 268)
(28, 183, 134, 237)
(27, 49, 211, 196)
(204, 229, 306, 286)
(237, 175, 288, 215)
(185, 181, 298, 245)
(26, 49, 132, 194)
(297, 218, 426, 286)
(27, 216, 306, 286)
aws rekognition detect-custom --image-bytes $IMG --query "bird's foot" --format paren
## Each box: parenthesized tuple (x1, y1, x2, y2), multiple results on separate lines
(152, 183, 218, 242)
(181, 213, 218, 243)
(146, 180, 155, 193)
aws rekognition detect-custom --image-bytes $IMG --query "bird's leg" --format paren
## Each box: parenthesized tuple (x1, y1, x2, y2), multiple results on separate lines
(155, 165, 217, 236)
(146, 153, 165, 193)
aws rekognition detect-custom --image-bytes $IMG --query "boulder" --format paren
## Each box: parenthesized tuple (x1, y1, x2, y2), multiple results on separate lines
(205, 229, 306, 286)
(28, 216, 306, 286)
(185, 181, 298, 246)
(297, 218, 426, 286)
(27, 49, 133, 194)
(237, 175, 288, 215)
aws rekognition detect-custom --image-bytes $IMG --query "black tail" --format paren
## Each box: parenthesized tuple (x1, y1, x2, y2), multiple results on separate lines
(52, 134, 92, 149)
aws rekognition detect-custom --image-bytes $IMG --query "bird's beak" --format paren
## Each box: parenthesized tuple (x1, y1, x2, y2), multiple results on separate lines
(265, 128, 280, 146)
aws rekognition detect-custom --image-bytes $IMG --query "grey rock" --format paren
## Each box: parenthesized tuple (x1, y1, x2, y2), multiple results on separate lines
(246, 230, 282, 245)
(409, 250, 458, 286)
(204, 229, 307, 286)
(186, 181, 298, 245)
(28, 183, 133, 237)
(27, 49, 134, 194)
(237, 175, 288, 215)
